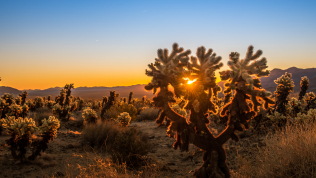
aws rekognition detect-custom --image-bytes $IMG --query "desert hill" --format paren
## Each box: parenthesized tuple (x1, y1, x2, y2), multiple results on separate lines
(1, 67, 316, 100)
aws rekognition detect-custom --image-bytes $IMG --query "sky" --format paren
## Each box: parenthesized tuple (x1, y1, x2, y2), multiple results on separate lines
(1, 0, 316, 90)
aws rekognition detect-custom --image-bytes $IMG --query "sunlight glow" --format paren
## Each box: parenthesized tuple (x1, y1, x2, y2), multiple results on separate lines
(183, 77, 197, 85)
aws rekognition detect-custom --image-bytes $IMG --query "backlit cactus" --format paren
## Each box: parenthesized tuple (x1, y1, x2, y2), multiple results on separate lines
(101, 91, 119, 119)
(115, 112, 131, 127)
(299, 76, 309, 100)
(37, 116, 60, 137)
(274, 72, 294, 114)
(286, 97, 303, 117)
(82, 107, 98, 125)
(0, 116, 60, 162)
(145, 43, 274, 178)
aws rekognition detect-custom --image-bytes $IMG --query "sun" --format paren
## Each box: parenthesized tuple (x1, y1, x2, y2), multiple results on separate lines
(183, 78, 197, 85)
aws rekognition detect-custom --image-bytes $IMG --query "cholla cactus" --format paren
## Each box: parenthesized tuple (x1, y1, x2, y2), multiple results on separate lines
(19, 91, 28, 105)
(1, 116, 37, 136)
(116, 112, 131, 127)
(286, 97, 302, 117)
(267, 111, 287, 127)
(15, 96, 22, 105)
(144, 43, 275, 177)
(304, 92, 316, 110)
(294, 112, 310, 124)
(101, 91, 118, 119)
(128, 92, 133, 104)
(1, 93, 14, 105)
(82, 107, 98, 125)
(299, 76, 309, 100)
(75, 97, 85, 111)
(45, 100, 55, 109)
(34, 96, 44, 109)
(38, 116, 60, 137)
(171, 104, 187, 117)
(1, 116, 37, 161)
(7, 103, 23, 118)
(28, 116, 60, 160)
(274, 72, 294, 114)
(64, 83, 74, 106)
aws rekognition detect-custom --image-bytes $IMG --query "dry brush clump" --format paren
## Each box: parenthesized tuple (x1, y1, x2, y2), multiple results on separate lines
(144, 43, 274, 178)
(233, 122, 316, 178)
(82, 121, 150, 168)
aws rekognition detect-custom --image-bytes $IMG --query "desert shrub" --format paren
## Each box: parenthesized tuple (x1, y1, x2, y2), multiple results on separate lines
(233, 122, 316, 178)
(111, 127, 150, 168)
(82, 121, 150, 168)
(82, 121, 123, 149)
(136, 107, 160, 121)
(29, 107, 53, 125)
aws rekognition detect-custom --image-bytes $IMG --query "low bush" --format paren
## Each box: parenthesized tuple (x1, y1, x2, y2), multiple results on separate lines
(136, 107, 160, 121)
(82, 121, 150, 168)
(233, 122, 316, 178)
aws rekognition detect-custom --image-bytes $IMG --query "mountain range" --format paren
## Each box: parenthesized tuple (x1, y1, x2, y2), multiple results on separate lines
(1, 67, 315, 100)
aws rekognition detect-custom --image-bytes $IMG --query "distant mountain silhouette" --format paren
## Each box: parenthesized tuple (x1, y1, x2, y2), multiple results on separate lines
(1, 67, 316, 99)
(0, 85, 154, 100)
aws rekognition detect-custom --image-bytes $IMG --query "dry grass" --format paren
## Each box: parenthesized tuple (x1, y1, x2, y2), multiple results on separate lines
(82, 121, 122, 149)
(82, 121, 150, 168)
(233, 122, 316, 178)
(136, 107, 160, 121)
(49, 152, 163, 178)
(28, 106, 54, 125)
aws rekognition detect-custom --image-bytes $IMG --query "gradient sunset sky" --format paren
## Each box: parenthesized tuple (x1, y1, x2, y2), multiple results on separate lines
(1, 0, 315, 90)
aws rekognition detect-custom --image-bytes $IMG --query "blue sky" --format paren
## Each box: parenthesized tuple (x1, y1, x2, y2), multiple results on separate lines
(1, 0, 316, 89)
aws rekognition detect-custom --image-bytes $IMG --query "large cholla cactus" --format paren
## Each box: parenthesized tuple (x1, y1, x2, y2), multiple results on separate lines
(299, 76, 309, 100)
(145, 43, 274, 178)
(274, 72, 294, 114)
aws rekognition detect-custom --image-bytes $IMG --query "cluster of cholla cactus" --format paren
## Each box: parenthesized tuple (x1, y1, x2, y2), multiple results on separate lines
(0, 92, 30, 135)
(294, 108, 316, 124)
(82, 107, 98, 125)
(52, 84, 77, 120)
(115, 112, 132, 127)
(144, 43, 274, 177)
(0, 116, 60, 162)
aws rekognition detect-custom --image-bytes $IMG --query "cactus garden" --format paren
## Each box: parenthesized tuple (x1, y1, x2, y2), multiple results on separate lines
(1, 1, 316, 177)
(1, 43, 316, 178)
